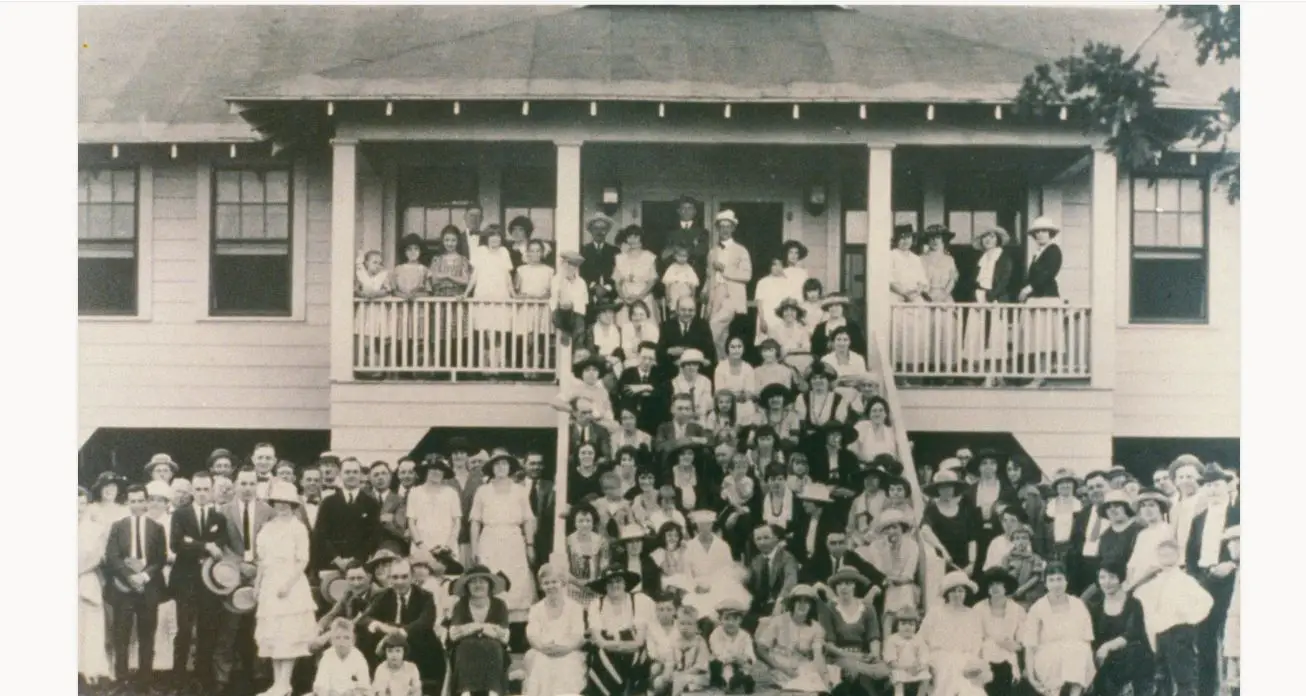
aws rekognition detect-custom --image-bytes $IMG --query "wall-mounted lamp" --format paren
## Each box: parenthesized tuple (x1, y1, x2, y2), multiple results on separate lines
(601, 182, 621, 217)
(804, 180, 828, 216)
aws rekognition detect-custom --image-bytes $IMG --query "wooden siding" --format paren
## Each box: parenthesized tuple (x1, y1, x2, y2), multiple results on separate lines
(78, 160, 333, 442)
(329, 382, 560, 462)
(1113, 176, 1240, 439)
(900, 388, 1114, 477)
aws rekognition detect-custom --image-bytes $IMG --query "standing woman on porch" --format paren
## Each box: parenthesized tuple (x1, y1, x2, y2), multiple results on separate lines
(920, 225, 960, 374)
(889, 225, 930, 379)
(431, 224, 474, 365)
(464, 224, 517, 369)
(964, 226, 1014, 387)
(613, 225, 660, 326)
(1018, 217, 1064, 388)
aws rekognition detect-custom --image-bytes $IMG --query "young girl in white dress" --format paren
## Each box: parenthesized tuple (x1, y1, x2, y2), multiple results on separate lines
(515, 240, 554, 365)
(465, 225, 516, 368)
(661, 245, 701, 313)
(355, 250, 394, 369)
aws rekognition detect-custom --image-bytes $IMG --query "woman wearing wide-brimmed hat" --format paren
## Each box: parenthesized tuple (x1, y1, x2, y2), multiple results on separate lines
(919, 570, 985, 696)
(448, 564, 512, 696)
(795, 361, 850, 434)
(890, 224, 930, 377)
(974, 567, 1026, 696)
(1023, 563, 1095, 696)
(670, 347, 715, 423)
(862, 508, 922, 637)
(755, 584, 831, 692)
(781, 239, 811, 298)
(1125, 487, 1174, 586)
(252, 480, 318, 696)
(963, 225, 1015, 387)
(922, 468, 980, 577)
(770, 296, 814, 375)
(407, 454, 462, 558)
(1090, 490, 1140, 602)
(1019, 216, 1066, 388)
(584, 563, 655, 696)
(919, 224, 961, 375)
(824, 568, 892, 690)
(811, 292, 868, 358)
(614, 523, 662, 597)
(754, 383, 802, 448)
(470, 452, 537, 622)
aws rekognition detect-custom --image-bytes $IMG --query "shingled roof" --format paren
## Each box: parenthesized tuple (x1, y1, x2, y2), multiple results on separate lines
(79, 4, 1238, 143)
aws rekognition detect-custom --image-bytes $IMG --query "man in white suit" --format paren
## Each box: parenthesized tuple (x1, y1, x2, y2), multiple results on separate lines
(704, 210, 752, 356)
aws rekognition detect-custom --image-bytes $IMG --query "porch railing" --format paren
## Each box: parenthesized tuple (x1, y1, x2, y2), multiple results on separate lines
(352, 297, 557, 380)
(888, 302, 1092, 381)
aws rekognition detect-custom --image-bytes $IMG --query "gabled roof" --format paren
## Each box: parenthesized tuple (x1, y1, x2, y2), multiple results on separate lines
(79, 4, 1238, 143)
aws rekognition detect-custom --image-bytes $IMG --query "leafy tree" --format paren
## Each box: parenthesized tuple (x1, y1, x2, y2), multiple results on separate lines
(1016, 5, 1239, 202)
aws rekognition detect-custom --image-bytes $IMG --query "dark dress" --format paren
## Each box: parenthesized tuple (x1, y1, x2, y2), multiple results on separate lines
(569, 468, 604, 506)
(1096, 524, 1141, 583)
(448, 596, 511, 695)
(1086, 594, 1154, 696)
(923, 501, 980, 570)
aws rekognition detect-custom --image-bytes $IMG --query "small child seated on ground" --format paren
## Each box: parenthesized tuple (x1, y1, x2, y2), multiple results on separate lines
(653, 606, 711, 696)
(708, 599, 757, 694)
(882, 607, 931, 696)
(370, 633, 421, 696)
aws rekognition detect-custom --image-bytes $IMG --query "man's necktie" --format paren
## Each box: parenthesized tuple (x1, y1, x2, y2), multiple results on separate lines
(199, 506, 206, 531)
(134, 517, 144, 560)
(396, 593, 405, 624)
(682, 322, 689, 335)
(242, 504, 252, 550)
(758, 555, 770, 595)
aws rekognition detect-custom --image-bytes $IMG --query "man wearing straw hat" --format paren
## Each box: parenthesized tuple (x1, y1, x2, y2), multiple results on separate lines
(704, 209, 753, 357)
(581, 213, 620, 290)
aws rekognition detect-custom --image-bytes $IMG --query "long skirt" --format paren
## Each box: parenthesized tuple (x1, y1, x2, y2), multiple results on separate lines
(1020, 297, 1066, 371)
(963, 304, 1009, 368)
(79, 597, 113, 680)
(833, 646, 891, 695)
(586, 633, 649, 696)
(452, 635, 509, 694)
(892, 299, 929, 370)
(479, 524, 537, 621)
(1030, 640, 1095, 696)
(924, 302, 961, 372)
(524, 647, 588, 696)
(930, 648, 973, 696)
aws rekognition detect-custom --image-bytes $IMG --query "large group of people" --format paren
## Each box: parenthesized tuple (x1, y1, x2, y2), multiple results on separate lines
(80, 206, 1234, 696)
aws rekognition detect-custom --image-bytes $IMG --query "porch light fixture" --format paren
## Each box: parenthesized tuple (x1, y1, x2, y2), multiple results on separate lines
(724, 104, 732, 119)
(792, 104, 800, 120)
(926, 104, 935, 121)
(385, 101, 393, 116)
(111, 144, 119, 159)
(859, 104, 867, 120)
(170, 144, 178, 159)
(658, 103, 666, 118)
(600, 182, 621, 217)
(327, 101, 335, 116)
(805, 180, 828, 217)
(522, 101, 530, 116)
(994, 105, 1003, 120)
(590, 101, 598, 117)
(453, 101, 461, 115)
(1059, 105, 1068, 121)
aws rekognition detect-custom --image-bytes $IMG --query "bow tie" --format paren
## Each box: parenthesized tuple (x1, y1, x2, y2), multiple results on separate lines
(306, 494, 321, 505)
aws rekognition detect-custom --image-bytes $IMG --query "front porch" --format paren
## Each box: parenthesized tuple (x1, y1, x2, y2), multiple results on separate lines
(329, 133, 1116, 389)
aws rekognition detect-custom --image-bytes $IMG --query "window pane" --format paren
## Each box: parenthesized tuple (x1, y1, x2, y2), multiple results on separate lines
(973, 211, 998, 233)
(1131, 255, 1207, 322)
(113, 170, 136, 202)
(403, 207, 425, 237)
(424, 208, 451, 238)
(1180, 178, 1203, 213)
(265, 204, 290, 240)
(948, 211, 973, 242)
(79, 256, 137, 315)
(265, 170, 290, 203)
(893, 211, 919, 235)
(1156, 213, 1180, 247)
(89, 170, 112, 202)
(844, 211, 868, 245)
(241, 171, 265, 203)
(1180, 213, 1204, 248)
(211, 254, 291, 315)
(1133, 178, 1156, 211)
(1133, 212, 1157, 247)
(531, 208, 555, 241)
(89, 204, 113, 238)
(216, 170, 241, 203)
(78, 171, 89, 202)
(215, 203, 241, 239)
(111, 205, 135, 239)
(241, 205, 266, 239)
(1156, 178, 1180, 212)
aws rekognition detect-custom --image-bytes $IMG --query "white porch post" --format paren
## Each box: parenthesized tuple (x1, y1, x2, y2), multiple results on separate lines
(1089, 148, 1118, 388)
(330, 139, 359, 383)
(551, 139, 582, 564)
(865, 145, 895, 356)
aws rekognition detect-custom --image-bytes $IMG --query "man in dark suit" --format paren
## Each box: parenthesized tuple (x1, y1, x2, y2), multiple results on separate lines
(570, 400, 613, 462)
(1067, 470, 1112, 595)
(744, 523, 799, 631)
(580, 214, 619, 290)
(106, 484, 169, 688)
(653, 393, 710, 459)
(215, 467, 275, 694)
(616, 341, 665, 433)
(523, 452, 555, 577)
(361, 559, 446, 691)
(660, 195, 710, 280)
(446, 438, 484, 565)
(170, 472, 234, 689)
(656, 296, 717, 377)
(312, 457, 381, 575)
(1184, 467, 1240, 696)
(789, 485, 842, 568)
(799, 531, 885, 588)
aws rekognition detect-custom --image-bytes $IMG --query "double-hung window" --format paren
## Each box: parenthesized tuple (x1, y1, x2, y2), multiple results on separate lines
(210, 167, 293, 316)
(1129, 176, 1209, 323)
(79, 167, 139, 315)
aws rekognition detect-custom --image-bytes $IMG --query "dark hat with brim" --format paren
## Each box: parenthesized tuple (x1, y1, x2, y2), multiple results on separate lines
(1201, 464, 1235, 484)
(1134, 488, 1171, 514)
(806, 361, 839, 384)
(586, 565, 642, 594)
(400, 233, 426, 251)
(819, 420, 859, 446)
(452, 564, 508, 596)
(980, 567, 1019, 595)
(420, 455, 455, 482)
(827, 568, 872, 595)
(922, 225, 956, 243)
(967, 448, 1006, 476)
(482, 453, 523, 480)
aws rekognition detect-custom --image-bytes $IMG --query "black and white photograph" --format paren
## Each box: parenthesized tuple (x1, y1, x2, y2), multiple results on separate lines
(51, 3, 1266, 696)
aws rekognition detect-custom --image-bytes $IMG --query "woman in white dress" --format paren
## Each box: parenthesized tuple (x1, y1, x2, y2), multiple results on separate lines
(781, 240, 810, 296)
(1125, 489, 1175, 587)
(79, 486, 113, 686)
(714, 335, 758, 424)
(613, 225, 661, 326)
(754, 257, 798, 345)
(1021, 563, 1095, 696)
(889, 226, 930, 377)
(470, 453, 538, 622)
(406, 457, 463, 555)
(676, 510, 751, 618)
(465, 224, 517, 368)
(920, 225, 960, 374)
(253, 481, 318, 696)
(919, 571, 985, 696)
(851, 395, 899, 463)
(514, 239, 555, 359)
(523, 564, 589, 696)
(619, 300, 660, 369)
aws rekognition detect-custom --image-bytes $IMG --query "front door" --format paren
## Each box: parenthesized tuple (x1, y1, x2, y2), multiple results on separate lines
(717, 201, 785, 298)
(640, 199, 705, 261)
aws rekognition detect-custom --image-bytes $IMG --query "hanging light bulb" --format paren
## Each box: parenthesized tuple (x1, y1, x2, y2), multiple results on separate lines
(859, 104, 867, 120)
(792, 104, 800, 120)
(170, 144, 178, 159)
(1059, 105, 1068, 121)
(994, 105, 1003, 120)
(453, 101, 461, 115)
(724, 104, 732, 119)
(385, 101, 393, 116)
(326, 101, 335, 116)
(521, 101, 530, 116)
(926, 104, 935, 121)
(658, 103, 665, 118)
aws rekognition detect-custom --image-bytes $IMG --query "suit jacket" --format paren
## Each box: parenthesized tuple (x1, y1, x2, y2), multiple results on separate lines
(581, 241, 620, 287)
(1185, 504, 1240, 620)
(1025, 244, 1062, 298)
(656, 317, 717, 375)
(653, 420, 709, 459)
(661, 224, 711, 279)
(799, 549, 885, 588)
(746, 546, 800, 614)
(973, 250, 1016, 303)
(571, 422, 612, 462)
(616, 366, 665, 434)
(362, 586, 444, 674)
(312, 489, 381, 572)
(525, 477, 556, 557)
(169, 505, 233, 593)
(810, 319, 868, 359)
(221, 498, 276, 558)
(789, 507, 842, 568)
(106, 514, 169, 604)
(805, 445, 862, 492)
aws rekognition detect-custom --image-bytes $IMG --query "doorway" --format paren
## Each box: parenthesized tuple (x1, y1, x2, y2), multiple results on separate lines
(640, 199, 705, 260)
(718, 201, 785, 297)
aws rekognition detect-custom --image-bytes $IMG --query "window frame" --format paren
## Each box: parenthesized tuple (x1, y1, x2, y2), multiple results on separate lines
(501, 166, 556, 243)
(208, 164, 296, 318)
(78, 163, 152, 319)
(397, 166, 481, 248)
(1127, 173, 1211, 325)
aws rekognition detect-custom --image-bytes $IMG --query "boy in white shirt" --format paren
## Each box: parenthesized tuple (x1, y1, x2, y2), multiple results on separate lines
(551, 251, 588, 346)
(314, 618, 372, 696)
(645, 592, 681, 688)
(708, 599, 757, 694)
(661, 244, 701, 309)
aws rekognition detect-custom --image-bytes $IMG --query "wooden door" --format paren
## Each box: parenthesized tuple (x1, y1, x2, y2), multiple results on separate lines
(718, 201, 785, 298)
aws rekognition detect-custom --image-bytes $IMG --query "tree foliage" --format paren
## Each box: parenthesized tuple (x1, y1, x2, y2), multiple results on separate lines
(1016, 5, 1239, 202)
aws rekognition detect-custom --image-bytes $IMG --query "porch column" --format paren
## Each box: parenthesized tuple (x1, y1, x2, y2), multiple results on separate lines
(864, 145, 895, 357)
(330, 138, 359, 383)
(1089, 148, 1118, 389)
(551, 139, 583, 564)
